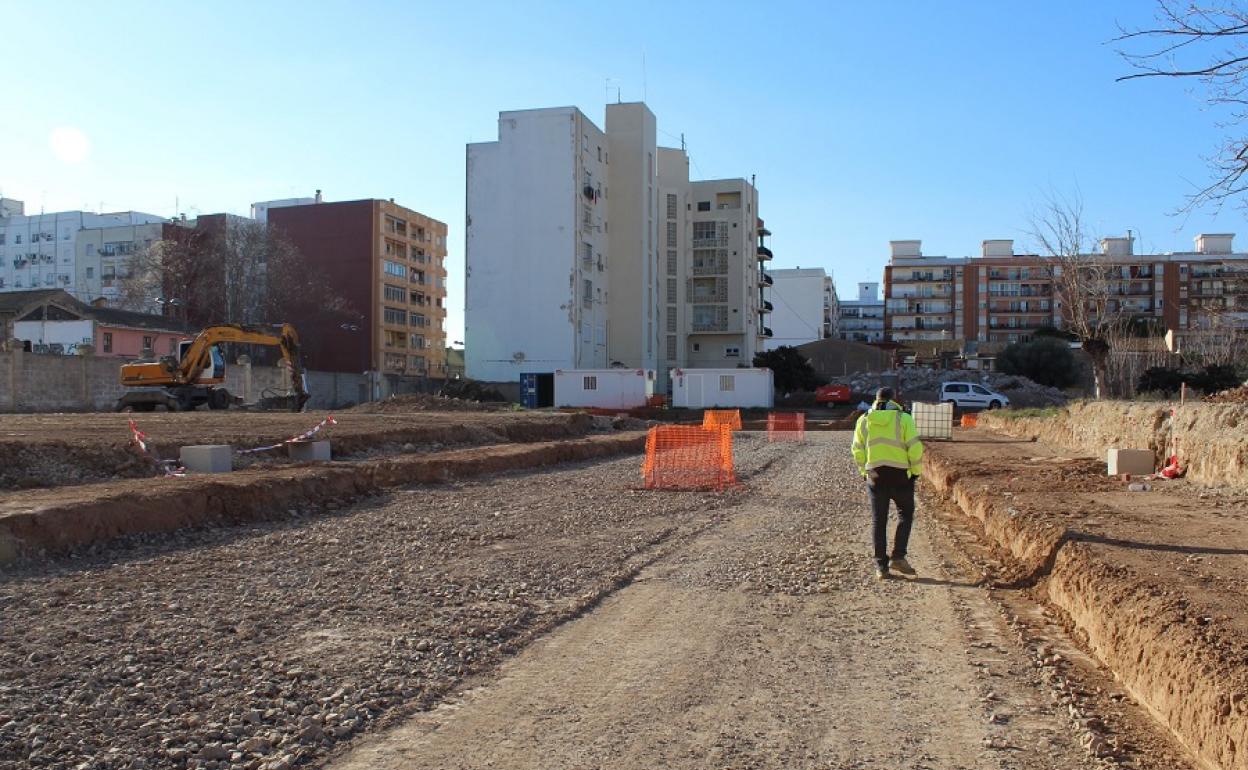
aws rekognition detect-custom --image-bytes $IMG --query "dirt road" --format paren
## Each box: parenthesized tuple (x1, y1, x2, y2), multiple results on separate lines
(330, 435, 1114, 770)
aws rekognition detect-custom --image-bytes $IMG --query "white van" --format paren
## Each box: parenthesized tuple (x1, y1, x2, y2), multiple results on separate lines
(939, 381, 1010, 410)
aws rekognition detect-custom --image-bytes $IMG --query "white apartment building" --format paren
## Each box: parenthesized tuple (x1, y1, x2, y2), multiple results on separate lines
(466, 103, 769, 392)
(466, 106, 615, 383)
(681, 179, 768, 369)
(0, 199, 166, 306)
(763, 267, 835, 350)
(838, 281, 885, 343)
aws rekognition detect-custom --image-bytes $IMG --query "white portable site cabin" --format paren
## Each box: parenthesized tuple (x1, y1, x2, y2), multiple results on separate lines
(553, 368, 655, 409)
(671, 368, 774, 409)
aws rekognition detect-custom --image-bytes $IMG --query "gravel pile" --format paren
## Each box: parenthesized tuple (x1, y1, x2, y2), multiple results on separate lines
(0, 442, 794, 770)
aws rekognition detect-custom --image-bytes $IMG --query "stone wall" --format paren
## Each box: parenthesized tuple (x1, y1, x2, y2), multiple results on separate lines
(0, 351, 394, 412)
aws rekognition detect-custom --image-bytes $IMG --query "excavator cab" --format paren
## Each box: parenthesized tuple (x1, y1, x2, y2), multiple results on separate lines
(176, 340, 226, 384)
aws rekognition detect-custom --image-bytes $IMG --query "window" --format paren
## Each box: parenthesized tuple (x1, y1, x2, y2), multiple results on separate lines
(84, 242, 92, 255)
(666, 335, 677, 361)
(383, 260, 406, 277)
(410, 334, 426, 349)
(86, 267, 94, 279)
(697, 201, 711, 212)
(581, 242, 592, 264)
(666, 278, 677, 304)
(971, 385, 991, 395)
(692, 343, 701, 352)
(384, 284, 406, 302)
(666, 194, 678, 219)
(142, 336, 153, 351)
(666, 313, 677, 333)
(666, 221, 677, 248)
(15, 234, 21, 244)
(666, 249, 677, 275)
(693, 306, 717, 327)
(725, 346, 740, 358)
(944, 384, 968, 394)
(719, 375, 735, 391)
(411, 313, 427, 327)
(383, 307, 407, 325)
(692, 222, 716, 241)
(583, 278, 593, 309)
(0, 234, 4, 245)
(583, 375, 598, 390)
(102, 333, 113, 353)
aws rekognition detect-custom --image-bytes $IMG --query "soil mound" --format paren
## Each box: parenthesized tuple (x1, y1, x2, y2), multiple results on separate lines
(348, 394, 504, 414)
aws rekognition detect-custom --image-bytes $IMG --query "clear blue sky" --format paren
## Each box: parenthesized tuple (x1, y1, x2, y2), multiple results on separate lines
(1, 1, 1239, 339)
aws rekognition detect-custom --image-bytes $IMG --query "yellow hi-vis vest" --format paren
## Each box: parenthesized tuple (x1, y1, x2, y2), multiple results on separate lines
(851, 402, 924, 479)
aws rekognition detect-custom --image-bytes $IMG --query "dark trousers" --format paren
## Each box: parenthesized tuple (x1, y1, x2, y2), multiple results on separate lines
(868, 479, 915, 569)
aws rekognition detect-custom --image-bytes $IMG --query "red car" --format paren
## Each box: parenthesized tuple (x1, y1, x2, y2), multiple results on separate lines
(815, 384, 851, 404)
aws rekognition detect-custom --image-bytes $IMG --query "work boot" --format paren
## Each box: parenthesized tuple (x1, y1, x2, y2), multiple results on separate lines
(890, 557, 916, 576)
(874, 566, 890, 581)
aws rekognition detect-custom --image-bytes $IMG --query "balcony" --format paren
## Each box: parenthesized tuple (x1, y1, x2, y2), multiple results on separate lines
(762, 327, 774, 337)
(757, 245, 773, 261)
(693, 236, 728, 248)
(760, 272, 774, 287)
(761, 300, 774, 312)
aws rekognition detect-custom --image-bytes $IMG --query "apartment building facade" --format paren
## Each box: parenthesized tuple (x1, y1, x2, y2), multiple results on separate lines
(0, 198, 166, 305)
(681, 179, 768, 368)
(466, 106, 614, 383)
(838, 281, 885, 342)
(882, 233, 1248, 346)
(268, 199, 448, 376)
(466, 102, 770, 391)
(763, 267, 835, 350)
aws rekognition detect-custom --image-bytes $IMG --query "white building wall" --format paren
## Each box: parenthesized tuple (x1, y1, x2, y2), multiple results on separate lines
(605, 102, 659, 372)
(764, 268, 828, 350)
(0, 205, 165, 302)
(465, 107, 609, 383)
(656, 146, 691, 392)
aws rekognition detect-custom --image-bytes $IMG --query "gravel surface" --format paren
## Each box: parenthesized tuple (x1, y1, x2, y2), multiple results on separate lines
(0, 433, 1192, 770)
(0, 439, 793, 770)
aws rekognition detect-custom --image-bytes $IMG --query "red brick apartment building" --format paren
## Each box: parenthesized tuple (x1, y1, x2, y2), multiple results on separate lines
(882, 233, 1247, 345)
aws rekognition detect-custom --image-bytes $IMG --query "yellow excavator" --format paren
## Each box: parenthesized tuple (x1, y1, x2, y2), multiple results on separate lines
(117, 323, 309, 412)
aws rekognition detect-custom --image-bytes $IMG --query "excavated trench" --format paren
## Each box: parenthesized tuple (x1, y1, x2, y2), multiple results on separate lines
(924, 448, 1248, 770)
(0, 432, 647, 566)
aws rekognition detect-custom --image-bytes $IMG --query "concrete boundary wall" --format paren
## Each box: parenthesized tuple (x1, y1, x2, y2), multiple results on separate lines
(980, 400, 1248, 488)
(0, 351, 430, 412)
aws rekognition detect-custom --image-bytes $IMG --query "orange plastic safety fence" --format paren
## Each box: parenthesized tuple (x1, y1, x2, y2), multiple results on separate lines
(767, 412, 806, 442)
(642, 425, 736, 490)
(960, 413, 978, 428)
(702, 409, 742, 432)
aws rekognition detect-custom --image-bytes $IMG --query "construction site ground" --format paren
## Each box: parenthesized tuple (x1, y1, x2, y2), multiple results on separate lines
(0, 426, 1211, 770)
(0, 409, 595, 490)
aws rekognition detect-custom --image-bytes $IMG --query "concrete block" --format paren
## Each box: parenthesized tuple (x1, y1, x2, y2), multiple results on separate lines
(1107, 448, 1154, 476)
(180, 445, 233, 474)
(288, 440, 331, 462)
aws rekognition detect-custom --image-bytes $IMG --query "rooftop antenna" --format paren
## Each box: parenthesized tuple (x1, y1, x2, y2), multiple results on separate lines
(681, 132, 686, 152)
(642, 51, 648, 102)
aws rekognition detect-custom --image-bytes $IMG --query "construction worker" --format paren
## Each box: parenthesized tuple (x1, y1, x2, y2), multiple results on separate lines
(851, 387, 924, 581)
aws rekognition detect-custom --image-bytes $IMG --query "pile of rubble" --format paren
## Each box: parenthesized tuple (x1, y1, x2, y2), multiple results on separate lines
(1205, 383, 1248, 403)
(840, 370, 1068, 408)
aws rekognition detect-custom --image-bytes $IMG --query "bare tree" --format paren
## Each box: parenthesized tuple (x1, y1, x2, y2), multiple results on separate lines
(119, 219, 354, 334)
(1029, 194, 1129, 399)
(1117, 1, 1248, 211)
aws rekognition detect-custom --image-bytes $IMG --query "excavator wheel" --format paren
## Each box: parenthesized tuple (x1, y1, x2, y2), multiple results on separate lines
(208, 389, 231, 410)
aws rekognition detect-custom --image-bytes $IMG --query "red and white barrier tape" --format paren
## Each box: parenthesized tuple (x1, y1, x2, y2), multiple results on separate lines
(128, 415, 337, 476)
(128, 419, 186, 477)
(235, 415, 337, 455)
